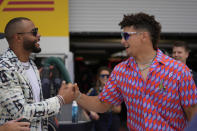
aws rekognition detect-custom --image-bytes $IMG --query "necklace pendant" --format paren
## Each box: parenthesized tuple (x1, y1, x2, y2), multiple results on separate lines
(137, 52, 157, 72)
(139, 65, 150, 71)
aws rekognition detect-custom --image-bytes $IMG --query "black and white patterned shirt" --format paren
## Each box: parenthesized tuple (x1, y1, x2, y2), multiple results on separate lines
(0, 48, 61, 131)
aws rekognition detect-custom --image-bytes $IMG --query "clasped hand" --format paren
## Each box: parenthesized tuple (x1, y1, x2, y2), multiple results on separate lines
(57, 81, 81, 104)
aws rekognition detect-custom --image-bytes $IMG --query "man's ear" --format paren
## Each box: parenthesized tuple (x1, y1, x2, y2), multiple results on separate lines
(186, 51, 189, 59)
(13, 34, 22, 41)
(141, 32, 149, 43)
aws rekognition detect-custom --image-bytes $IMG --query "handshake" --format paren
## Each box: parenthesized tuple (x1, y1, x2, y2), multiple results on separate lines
(57, 81, 81, 105)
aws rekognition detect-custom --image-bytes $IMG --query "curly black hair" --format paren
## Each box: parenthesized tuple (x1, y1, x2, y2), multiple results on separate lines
(119, 12, 161, 50)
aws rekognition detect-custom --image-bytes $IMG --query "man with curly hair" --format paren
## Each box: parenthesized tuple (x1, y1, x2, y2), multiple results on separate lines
(73, 12, 197, 130)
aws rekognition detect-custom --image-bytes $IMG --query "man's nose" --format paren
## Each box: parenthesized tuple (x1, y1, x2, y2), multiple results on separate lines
(37, 33, 41, 40)
(175, 52, 179, 56)
(37, 32, 41, 37)
(121, 38, 126, 45)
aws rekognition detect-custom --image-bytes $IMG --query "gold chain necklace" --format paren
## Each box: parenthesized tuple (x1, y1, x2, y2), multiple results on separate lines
(138, 53, 157, 71)
(139, 64, 151, 71)
(137, 60, 152, 65)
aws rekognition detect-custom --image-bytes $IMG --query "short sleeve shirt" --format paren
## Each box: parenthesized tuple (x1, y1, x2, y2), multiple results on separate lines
(99, 49, 197, 131)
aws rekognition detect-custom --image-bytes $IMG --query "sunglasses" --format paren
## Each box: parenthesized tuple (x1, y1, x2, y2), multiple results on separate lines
(100, 74, 110, 78)
(121, 32, 140, 41)
(17, 28, 38, 37)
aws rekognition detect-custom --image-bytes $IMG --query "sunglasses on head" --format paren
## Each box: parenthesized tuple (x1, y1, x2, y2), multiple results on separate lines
(100, 74, 110, 78)
(121, 32, 140, 41)
(17, 28, 38, 37)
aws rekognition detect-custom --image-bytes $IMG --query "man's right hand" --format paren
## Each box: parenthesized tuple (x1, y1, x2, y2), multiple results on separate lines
(0, 118, 30, 131)
(58, 81, 75, 104)
(90, 111, 100, 120)
(73, 83, 81, 101)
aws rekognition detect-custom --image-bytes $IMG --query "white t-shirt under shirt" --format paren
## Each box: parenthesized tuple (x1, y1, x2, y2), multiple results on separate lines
(22, 62, 40, 102)
(21, 62, 41, 131)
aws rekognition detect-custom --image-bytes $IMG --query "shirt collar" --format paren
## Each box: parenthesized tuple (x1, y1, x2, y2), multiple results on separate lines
(126, 49, 168, 69)
(156, 49, 168, 65)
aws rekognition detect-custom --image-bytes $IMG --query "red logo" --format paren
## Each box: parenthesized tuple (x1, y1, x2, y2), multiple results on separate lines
(3, 0, 54, 11)
(0, 0, 3, 5)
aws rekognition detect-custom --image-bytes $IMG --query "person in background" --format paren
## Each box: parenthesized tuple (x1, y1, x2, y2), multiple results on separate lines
(0, 118, 30, 131)
(172, 41, 197, 86)
(172, 41, 197, 131)
(73, 12, 197, 130)
(87, 66, 121, 131)
(0, 17, 75, 131)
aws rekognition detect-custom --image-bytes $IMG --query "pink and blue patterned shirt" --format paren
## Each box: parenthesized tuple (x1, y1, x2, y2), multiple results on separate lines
(99, 49, 197, 130)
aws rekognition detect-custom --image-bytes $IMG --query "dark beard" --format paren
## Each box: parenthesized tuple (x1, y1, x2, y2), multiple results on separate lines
(32, 46, 41, 53)
(23, 39, 41, 53)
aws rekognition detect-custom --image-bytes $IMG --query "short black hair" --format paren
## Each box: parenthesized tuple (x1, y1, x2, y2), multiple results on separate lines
(4, 17, 31, 41)
(119, 12, 161, 50)
(173, 41, 190, 52)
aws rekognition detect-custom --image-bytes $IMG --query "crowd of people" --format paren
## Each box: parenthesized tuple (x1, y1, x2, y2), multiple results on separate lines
(0, 12, 197, 131)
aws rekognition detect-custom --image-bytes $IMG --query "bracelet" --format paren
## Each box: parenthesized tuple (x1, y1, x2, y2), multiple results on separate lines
(75, 92, 81, 102)
(59, 95, 65, 104)
(56, 95, 63, 106)
(57, 95, 65, 106)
